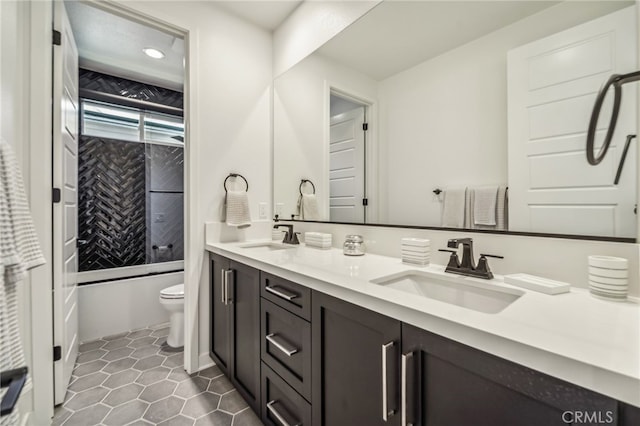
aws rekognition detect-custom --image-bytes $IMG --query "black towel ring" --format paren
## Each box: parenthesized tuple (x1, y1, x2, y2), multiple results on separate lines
(299, 179, 316, 195)
(224, 173, 248, 193)
(586, 70, 640, 165)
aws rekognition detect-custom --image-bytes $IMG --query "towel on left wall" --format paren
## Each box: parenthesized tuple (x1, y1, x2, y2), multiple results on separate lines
(223, 190, 251, 228)
(1, 139, 46, 426)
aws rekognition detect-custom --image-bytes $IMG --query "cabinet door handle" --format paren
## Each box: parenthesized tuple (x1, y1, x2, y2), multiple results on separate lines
(224, 269, 234, 305)
(266, 333, 298, 357)
(402, 352, 415, 426)
(220, 270, 226, 305)
(267, 400, 300, 426)
(382, 341, 396, 421)
(265, 285, 298, 301)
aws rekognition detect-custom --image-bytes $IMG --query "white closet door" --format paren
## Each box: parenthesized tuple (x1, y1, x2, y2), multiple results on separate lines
(53, 0, 79, 404)
(508, 6, 637, 237)
(329, 107, 366, 223)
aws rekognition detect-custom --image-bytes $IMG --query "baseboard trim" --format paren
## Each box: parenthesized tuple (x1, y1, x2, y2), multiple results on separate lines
(198, 352, 215, 371)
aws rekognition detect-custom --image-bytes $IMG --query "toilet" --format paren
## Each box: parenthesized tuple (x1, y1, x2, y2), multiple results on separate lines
(159, 284, 184, 348)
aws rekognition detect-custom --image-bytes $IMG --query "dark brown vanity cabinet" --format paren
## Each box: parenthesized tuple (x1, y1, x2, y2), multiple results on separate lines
(208, 254, 639, 425)
(401, 323, 621, 426)
(312, 291, 402, 426)
(209, 254, 260, 413)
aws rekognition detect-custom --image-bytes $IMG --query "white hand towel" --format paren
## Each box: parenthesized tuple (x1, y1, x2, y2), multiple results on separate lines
(442, 188, 466, 228)
(473, 186, 498, 226)
(224, 190, 251, 228)
(300, 193, 320, 220)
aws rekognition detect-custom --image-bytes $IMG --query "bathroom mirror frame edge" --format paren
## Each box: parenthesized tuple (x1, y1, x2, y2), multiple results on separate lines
(278, 218, 637, 244)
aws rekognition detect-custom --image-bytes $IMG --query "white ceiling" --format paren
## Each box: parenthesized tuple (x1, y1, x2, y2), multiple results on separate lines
(317, 1, 560, 81)
(213, 0, 302, 31)
(65, 1, 185, 91)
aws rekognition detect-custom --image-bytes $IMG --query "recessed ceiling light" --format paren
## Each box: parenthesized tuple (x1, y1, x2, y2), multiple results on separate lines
(143, 48, 165, 59)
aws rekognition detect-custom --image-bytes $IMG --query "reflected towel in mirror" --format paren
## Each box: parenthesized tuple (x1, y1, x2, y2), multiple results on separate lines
(441, 188, 466, 228)
(297, 193, 319, 220)
(473, 186, 499, 226)
(465, 186, 508, 230)
(224, 190, 251, 228)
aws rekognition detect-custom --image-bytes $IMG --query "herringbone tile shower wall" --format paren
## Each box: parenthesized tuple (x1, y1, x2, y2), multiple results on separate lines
(78, 136, 147, 271)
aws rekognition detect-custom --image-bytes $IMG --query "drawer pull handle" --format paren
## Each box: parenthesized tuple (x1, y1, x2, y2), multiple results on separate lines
(265, 285, 298, 301)
(267, 400, 301, 426)
(266, 333, 298, 356)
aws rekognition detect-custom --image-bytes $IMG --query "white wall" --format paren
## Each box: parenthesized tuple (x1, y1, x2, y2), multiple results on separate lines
(117, 0, 273, 371)
(78, 272, 182, 342)
(377, 1, 636, 226)
(274, 53, 378, 220)
(273, 0, 381, 77)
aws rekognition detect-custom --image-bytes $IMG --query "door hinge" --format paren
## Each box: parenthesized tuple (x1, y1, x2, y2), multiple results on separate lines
(362, 123, 369, 131)
(53, 346, 62, 362)
(52, 30, 61, 46)
(52, 188, 61, 203)
(362, 198, 368, 206)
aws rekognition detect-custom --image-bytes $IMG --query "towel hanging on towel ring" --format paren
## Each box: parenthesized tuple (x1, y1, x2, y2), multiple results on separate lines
(586, 70, 640, 166)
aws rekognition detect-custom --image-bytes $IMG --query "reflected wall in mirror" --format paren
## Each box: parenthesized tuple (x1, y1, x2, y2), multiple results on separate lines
(273, 1, 638, 239)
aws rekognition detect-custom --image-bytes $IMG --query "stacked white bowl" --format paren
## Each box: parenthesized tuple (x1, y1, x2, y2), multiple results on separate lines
(588, 255, 628, 301)
(305, 232, 332, 249)
(401, 238, 430, 266)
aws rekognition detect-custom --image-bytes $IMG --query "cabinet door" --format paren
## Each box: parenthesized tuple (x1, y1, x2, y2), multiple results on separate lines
(209, 254, 230, 375)
(312, 291, 401, 426)
(229, 261, 261, 413)
(401, 323, 619, 426)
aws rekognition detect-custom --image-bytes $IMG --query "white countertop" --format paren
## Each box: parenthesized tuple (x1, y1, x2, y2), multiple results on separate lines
(206, 240, 640, 406)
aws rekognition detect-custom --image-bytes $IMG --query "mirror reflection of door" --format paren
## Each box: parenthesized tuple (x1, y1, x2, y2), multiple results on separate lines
(329, 92, 368, 223)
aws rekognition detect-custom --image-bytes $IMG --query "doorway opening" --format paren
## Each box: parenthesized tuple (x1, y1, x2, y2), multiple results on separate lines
(52, 0, 187, 407)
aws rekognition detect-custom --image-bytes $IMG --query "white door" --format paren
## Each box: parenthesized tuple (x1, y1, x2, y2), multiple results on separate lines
(329, 107, 366, 223)
(53, 0, 79, 404)
(507, 6, 637, 238)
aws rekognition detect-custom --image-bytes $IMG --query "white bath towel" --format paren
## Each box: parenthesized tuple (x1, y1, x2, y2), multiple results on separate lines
(1, 139, 45, 425)
(224, 190, 251, 228)
(297, 193, 320, 220)
(441, 188, 466, 228)
(474, 186, 499, 226)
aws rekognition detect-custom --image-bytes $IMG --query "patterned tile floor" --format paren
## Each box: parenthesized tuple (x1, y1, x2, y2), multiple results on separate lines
(52, 323, 263, 426)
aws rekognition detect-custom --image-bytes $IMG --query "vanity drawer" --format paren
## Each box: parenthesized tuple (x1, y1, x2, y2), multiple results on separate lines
(261, 362, 312, 426)
(261, 272, 311, 320)
(261, 299, 311, 400)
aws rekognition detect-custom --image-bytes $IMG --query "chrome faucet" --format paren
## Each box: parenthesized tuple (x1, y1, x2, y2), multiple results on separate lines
(438, 238, 503, 279)
(273, 224, 300, 245)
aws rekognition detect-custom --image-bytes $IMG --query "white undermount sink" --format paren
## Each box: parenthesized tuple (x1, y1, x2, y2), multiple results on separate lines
(371, 270, 524, 314)
(239, 242, 296, 251)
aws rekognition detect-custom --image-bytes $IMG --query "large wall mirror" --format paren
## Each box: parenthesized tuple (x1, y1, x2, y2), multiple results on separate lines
(273, 1, 638, 241)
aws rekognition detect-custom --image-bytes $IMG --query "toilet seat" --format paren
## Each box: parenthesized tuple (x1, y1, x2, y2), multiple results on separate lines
(160, 284, 184, 299)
